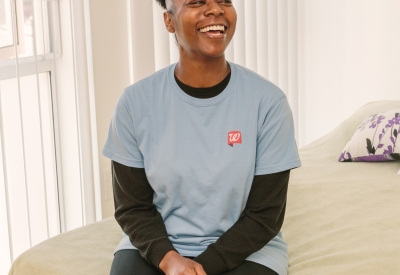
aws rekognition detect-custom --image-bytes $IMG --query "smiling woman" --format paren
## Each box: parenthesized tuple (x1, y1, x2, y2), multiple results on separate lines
(162, 0, 236, 88)
(103, 1, 301, 275)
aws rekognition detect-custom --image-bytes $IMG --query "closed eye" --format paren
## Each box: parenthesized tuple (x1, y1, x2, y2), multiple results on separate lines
(188, 0, 205, 6)
(189, 0, 233, 6)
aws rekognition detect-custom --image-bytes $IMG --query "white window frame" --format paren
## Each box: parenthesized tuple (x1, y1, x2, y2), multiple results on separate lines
(0, 0, 101, 240)
(0, 0, 25, 60)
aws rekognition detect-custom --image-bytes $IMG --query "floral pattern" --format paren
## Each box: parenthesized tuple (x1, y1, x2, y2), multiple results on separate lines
(339, 109, 400, 162)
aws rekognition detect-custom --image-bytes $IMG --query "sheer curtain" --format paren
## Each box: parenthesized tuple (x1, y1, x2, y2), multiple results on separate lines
(127, 0, 300, 140)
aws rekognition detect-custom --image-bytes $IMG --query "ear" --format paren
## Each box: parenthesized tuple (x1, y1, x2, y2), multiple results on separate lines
(163, 12, 175, 33)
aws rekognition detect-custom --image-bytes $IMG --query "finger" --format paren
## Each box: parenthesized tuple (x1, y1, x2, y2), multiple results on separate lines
(184, 266, 197, 275)
(195, 265, 207, 275)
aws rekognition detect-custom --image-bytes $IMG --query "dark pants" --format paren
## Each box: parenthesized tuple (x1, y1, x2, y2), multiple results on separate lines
(110, 249, 278, 275)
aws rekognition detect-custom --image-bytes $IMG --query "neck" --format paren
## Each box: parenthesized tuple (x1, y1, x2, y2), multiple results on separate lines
(175, 54, 230, 88)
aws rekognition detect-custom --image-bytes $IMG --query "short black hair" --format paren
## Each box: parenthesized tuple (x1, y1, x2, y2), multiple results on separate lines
(155, 0, 167, 10)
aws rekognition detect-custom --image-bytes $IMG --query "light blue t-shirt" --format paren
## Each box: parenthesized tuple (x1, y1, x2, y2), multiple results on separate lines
(102, 62, 301, 275)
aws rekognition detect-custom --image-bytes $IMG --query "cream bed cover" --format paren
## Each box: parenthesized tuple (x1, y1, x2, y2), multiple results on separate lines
(8, 101, 400, 275)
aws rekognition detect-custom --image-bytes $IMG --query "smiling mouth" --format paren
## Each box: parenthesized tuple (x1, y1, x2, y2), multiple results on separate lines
(199, 25, 227, 35)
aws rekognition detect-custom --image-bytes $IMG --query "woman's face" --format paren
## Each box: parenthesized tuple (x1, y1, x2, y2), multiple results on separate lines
(165, 0, 237, 60)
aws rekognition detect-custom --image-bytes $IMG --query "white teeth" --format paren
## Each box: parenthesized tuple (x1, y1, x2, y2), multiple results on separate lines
(199, 25, 225, 33)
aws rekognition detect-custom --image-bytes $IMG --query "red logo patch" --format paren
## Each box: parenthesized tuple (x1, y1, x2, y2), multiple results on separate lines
(228, 131, 242, 147)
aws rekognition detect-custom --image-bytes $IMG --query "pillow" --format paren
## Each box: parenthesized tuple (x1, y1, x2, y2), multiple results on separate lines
(339, 109, 400, 162)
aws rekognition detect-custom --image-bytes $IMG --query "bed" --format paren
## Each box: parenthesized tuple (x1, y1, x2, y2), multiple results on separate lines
(8, 100, 400, 275)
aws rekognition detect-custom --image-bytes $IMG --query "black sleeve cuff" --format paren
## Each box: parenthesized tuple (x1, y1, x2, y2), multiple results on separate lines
(193, 245, 228, 275)
(145, 238, 177, 269)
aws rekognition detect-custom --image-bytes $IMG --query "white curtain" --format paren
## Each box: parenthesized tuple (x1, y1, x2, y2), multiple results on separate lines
(127, 0, 300, 141)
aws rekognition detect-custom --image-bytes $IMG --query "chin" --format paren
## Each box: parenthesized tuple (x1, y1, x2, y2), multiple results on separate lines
(207, 52, 226, 59)
(203, 48, 227, 59)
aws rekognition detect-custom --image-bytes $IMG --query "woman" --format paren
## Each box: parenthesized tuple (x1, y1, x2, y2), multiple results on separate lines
(103, 0, 301, 274)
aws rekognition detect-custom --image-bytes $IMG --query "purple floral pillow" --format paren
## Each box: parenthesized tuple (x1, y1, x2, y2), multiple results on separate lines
(339, 109, 400, 162)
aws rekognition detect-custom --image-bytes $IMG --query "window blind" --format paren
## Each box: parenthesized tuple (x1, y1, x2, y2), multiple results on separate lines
(0, 1, 61, 273)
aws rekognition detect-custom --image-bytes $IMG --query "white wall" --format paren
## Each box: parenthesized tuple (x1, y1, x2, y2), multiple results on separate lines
(298, 0, 400, 147)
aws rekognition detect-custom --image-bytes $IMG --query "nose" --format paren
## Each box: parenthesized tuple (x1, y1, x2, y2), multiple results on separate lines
(204, 1, 224, 16)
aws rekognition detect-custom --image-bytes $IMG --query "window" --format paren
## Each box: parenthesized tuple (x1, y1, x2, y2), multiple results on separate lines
(0, 0, 99, 273)
(0, 0, 23, 59)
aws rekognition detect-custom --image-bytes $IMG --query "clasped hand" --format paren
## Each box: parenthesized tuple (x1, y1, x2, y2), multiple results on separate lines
(159, 250, 207, 275)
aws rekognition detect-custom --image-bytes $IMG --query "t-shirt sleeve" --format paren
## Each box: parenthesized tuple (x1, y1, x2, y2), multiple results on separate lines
(255, 96, 301, 175)
(102, 93, 144, 168)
